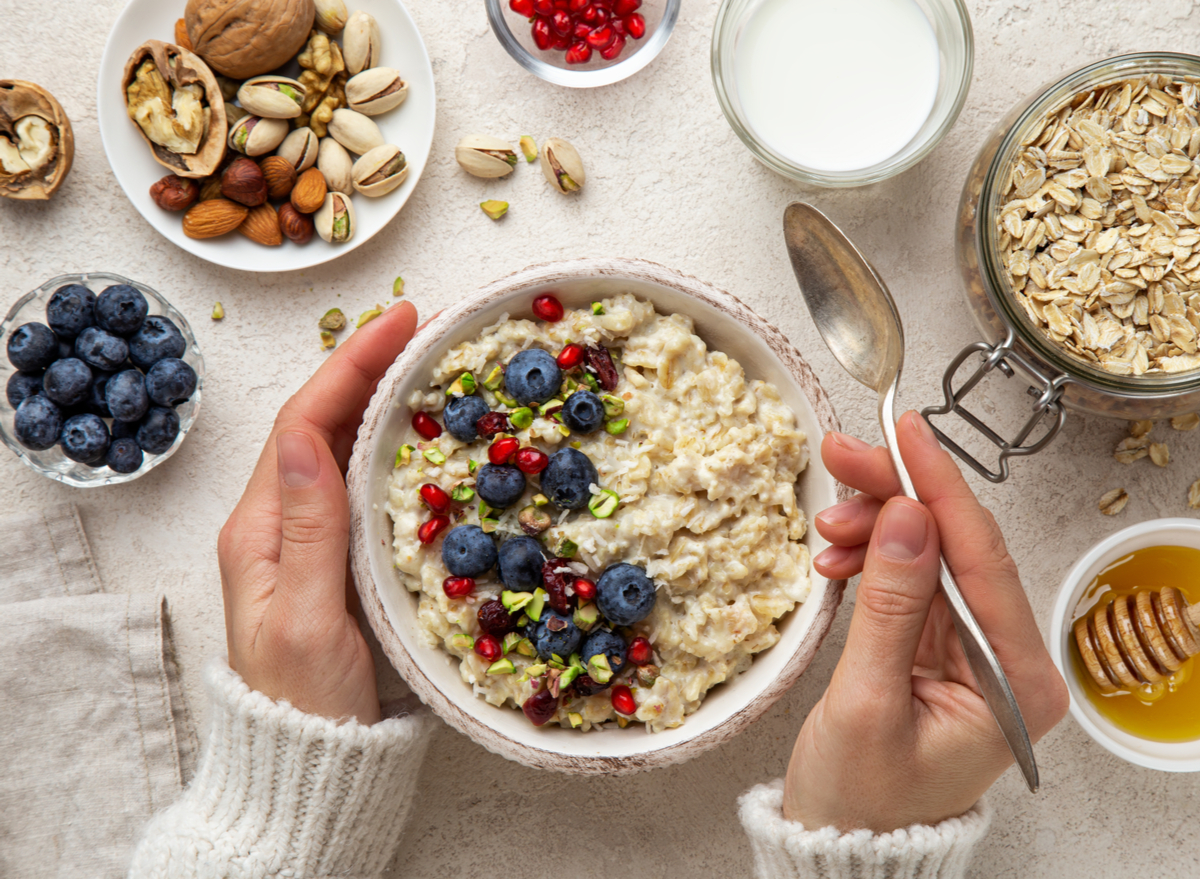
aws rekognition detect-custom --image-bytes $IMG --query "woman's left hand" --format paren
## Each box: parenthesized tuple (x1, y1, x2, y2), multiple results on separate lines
(217, 302, 419, 725)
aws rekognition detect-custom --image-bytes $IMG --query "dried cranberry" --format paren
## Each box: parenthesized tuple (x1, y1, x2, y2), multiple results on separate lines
(574, 577, 596, 602)
(477, 599, 519, 636)
(571, 674, 608, 697)
(556, 343, 585, 369)
(627, 636, 653, 665)
(420, 483, 450, 514)
(522, 688, 560, 726)
(488, 436, 520, 465)
(475, 411, 510, 439)
(418, 516, 449, 545)
(583, 345, 620, 391)
(443, 576, 475, 598)
(532, 294, 564, 322)
(475, 634, 502, 662)
(542, 557, 577, 614)
(611, 685, 636, 715)
(515, 447, 549, 474)
(412, 411, 442, 440)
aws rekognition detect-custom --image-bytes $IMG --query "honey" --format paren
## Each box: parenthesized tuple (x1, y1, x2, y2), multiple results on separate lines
(1071, 545, 1200, 742)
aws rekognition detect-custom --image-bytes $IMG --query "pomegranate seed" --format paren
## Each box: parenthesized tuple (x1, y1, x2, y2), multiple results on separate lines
(627, 636, 653, 665)
(551, 9, 571, 34)
(555, 0, 570, 7)
(475, 634, 502, 662)
(614, 0, 640, 13)
(611, 685, 636, 715)
(611, 16, 625, 34)
(532, 294, 564, 322)
(565, 40, 592, 64)
(573, 20, 591, 38)
(418, 516, 449, 545)
(569, 0, 588, 10)
(420, 483, 451, 514)
(515, 447, 549, 474)
(476, 411, 511, 438)
(510, 0, 535, 15)
(574, 578, 596, 601)
(533, 0, 555, 14)
(557, 343, 585, 369)
(581, 4, 599, 23)
(443, 576, 475, 598)
(489, 436, 520, 465)
(523, 688, 559, 726)
(600, 32, 625, 59)
(623, 11, 645, 38)
(412, 411, 442, 440)
(552, 34, 571, 50)
(593, 8, 610, 24)
(531, 16, 553, 50)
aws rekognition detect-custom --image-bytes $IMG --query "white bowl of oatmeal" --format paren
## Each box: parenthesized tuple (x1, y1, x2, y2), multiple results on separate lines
(348, 258, 849, 774)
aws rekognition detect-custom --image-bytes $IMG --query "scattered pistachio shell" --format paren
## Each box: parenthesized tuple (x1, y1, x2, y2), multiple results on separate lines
(480, 199, 508, 220)
(519, 135, 537, 162)
(320, 330, 336, 349)
(211, 302, 224, 320)
(357, 308, 382, 328)
(393, 275, 405, 296)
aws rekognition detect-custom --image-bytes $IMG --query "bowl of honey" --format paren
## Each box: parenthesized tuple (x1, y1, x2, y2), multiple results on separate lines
(1051, 518, 1200, 772)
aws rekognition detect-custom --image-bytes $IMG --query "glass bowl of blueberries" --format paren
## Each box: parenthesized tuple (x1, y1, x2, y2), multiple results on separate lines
(1, 272, 203, 488)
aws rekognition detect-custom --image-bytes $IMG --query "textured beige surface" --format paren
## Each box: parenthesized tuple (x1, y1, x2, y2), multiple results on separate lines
(2, 0, 1199, 876)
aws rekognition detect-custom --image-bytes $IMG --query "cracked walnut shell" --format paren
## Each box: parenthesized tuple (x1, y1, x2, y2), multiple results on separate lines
(0, 80, 74, 200)
(185, 0, 316, 80)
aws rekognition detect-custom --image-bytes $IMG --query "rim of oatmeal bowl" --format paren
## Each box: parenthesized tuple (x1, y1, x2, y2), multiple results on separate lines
(347, 257, 850, 775)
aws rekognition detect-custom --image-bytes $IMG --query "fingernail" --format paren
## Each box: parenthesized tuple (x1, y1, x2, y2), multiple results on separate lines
(817, 496, 863, 527)
(278, 432, 320, 488)
(814, 545, 852, 568)
(877, 502, 928, 561)
(909, 412, 940, 447)
(832, 432, 871, 451)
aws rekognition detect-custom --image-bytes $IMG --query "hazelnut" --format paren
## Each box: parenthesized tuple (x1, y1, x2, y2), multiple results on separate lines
(149, 175, 199, 211)
(220, 156, 268, 206)
(259, 155, 297, 199)
(278, 202, 314, 244)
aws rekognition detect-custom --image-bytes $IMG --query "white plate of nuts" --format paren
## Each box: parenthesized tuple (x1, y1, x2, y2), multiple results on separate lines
(97, 0, 435, 273)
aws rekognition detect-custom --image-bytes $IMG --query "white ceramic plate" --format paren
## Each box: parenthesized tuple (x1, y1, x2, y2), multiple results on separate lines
(96, 0, 435, 273)
(347, 258, 850, 774)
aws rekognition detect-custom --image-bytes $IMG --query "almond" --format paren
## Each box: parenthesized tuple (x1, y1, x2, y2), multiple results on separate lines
(260, 156, 298, 200)
(182, 198, 248, 239)
(291, 167, 328, 214)
(239, 203, 283, 246)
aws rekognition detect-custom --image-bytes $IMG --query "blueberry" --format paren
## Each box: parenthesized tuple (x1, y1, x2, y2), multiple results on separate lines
(74, 326, 129, 371)
(533, 611, 583, 661)
(475, 463, 526, 508)
(87, 370, 114, 418)
(581, 630, 627, 678)
(596, 563, 657, 626)
(6, 371, 44, 408)
(443, 394, 491, 443)
(111, 417, 139, 440)
(441, 525, 498, 578)
(128, 316, 186, 370)
(42, 358, 93, 407)
(60, 413, 110, 465)
(46, 284, 96, 339)
(56, 337, 75, 360)
(13, 395, 63, 451)
(540, 447, 598, 511)
(145, 357, 197, 407)
(95, 284, 148, 336)
(561, 389, 605, 434)
(7, 322, 58, 371)
(505, 349, 562, 406)
(105, 438, 144, 474)
(106, 369, 150, 423)
(497, 536, 545, 591)
(136, 406, 180, 454)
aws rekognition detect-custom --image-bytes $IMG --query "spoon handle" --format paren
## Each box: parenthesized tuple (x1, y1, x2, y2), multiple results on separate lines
(879, 386, 1040, 793)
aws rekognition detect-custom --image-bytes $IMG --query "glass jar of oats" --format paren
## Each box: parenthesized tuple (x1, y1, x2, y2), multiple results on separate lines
(931, 54, 1200, 483)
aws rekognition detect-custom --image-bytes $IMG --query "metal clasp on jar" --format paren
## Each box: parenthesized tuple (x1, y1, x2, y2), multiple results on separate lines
(922, 327, 1079, 483)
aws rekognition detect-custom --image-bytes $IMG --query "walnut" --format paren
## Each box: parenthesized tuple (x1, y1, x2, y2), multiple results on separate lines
(0, 80, 74, 201)
(185, 0, 316, 80)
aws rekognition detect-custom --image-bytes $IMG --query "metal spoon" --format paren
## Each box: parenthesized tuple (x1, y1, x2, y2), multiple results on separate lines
(783, 202, 1040, 793)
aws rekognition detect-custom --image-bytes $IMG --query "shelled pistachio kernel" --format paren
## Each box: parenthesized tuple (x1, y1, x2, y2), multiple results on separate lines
(451, 483, 475, 502)
(519, 135, 537, 162)
(592, 302, 605, 315)
(212, 302, 225, 320)
(447, 372, 476, 396)
(605, 418, 629, 435)
(589, 489, 620, 518)
(449, 633, 474, 651)
(395, 444, 415, 466)
(357, 307, 382, 328)
(480, 199, 508, 220)
(393, 275, 405, 296)
(510, 407, 533, 429)
(320, 330, 336, 349)
(423, 448, 446, 465)
(487, 658, 515, 675)
(483, 365, 504, 390)
(319, 307, 346, 330)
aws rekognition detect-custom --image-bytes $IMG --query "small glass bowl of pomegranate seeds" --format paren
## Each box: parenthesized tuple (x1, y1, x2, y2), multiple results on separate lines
(485, 0, 680, 88)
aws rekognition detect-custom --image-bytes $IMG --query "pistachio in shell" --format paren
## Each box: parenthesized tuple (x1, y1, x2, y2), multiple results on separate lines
(277, 126, 319, 171)
(343, 10, 381, 75)
(455, 135, 518, 178)
(0, 80, 74, 201)
(352, 144, 407, 197)
(228, 114, 289, 156)
(237, 75, 307, 119)
(122, 40, 227, 179)
(314, 0, 348, 34)
(541, 137, 585, 194)
(327, 108, 383, 155)
(345, 67, 408, 116)
(185, 0, 316, 80)
(314, 191, 354, 243)
(317, 136, 353, 193)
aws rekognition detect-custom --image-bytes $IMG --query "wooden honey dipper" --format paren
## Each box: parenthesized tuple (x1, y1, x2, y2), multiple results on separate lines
(1074, 586, 1200, 694)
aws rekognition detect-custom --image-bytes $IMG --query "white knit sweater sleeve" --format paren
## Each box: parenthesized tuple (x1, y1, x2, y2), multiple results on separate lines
(127, 659, 433, 879)
(738, 780, 992, 879)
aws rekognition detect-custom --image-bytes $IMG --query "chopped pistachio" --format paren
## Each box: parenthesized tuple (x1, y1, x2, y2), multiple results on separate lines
(559, 665, 582, 689)
(556, 424, 571, 437)
(601, 395, 624, 417)
(537, 399, 561, 417)
(320, 330, 336, 349)
(636, 664, 660, 687)
(479, 499, 494, 519)
(502, 590, 534, 613)
(548, 654, 566, 670)
(357, 308, 383, 328)
(519, 505, 552, 535)
(483, 365, 504, 390)
(468, 458, 479, 475)
(519, 135, 538, 162)
(395, 444, 415, 466)
(587, 653, 613, 684)
(570, 440, 582, 450)
(494, 388, 518, 408)
(481, 518, 499, 534)
(319, 307, 346, 330)
(565, 377, 579, 392)
(446, 372, 476, 397)
(591, 302, 605, 315)
(509, 407, 534, 429)
(487, 658, 515, 675)
(448, 633, 474, 651)
(617, 716, 629, 728)
(582, 373, 599, 392)
(533, 493, 550, 507)
(605, 418, 629, 436)
(423, 448, 446, 465)
(589, 488, 620, 518)
(393, 276, 405, 296)
(568, 711, 583, 729)
(525, 662, 547, 678)
(480, 199, 509, 220)
(526, 587, 547, 623)
(516, 638, 537, 658)
(517, 614, 530, 627)
(558, 538, 578, 558)
(502, 632, 523, 655)
(451, 483, 475, 503)
(212, 302, 225, 320)
(573, 602, 600, 631)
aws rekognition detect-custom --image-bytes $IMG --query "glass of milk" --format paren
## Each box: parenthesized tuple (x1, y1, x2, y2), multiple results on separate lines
(712, 0, 973, 186)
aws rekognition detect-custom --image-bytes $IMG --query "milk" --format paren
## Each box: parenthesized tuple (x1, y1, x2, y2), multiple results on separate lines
(734, 0, 941, 173)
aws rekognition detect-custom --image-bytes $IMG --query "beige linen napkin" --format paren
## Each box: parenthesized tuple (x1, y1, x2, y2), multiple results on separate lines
(0, 505, 196, 879)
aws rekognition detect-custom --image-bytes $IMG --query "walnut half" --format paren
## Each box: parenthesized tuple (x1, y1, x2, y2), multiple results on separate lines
(0, 80, 74, 201)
